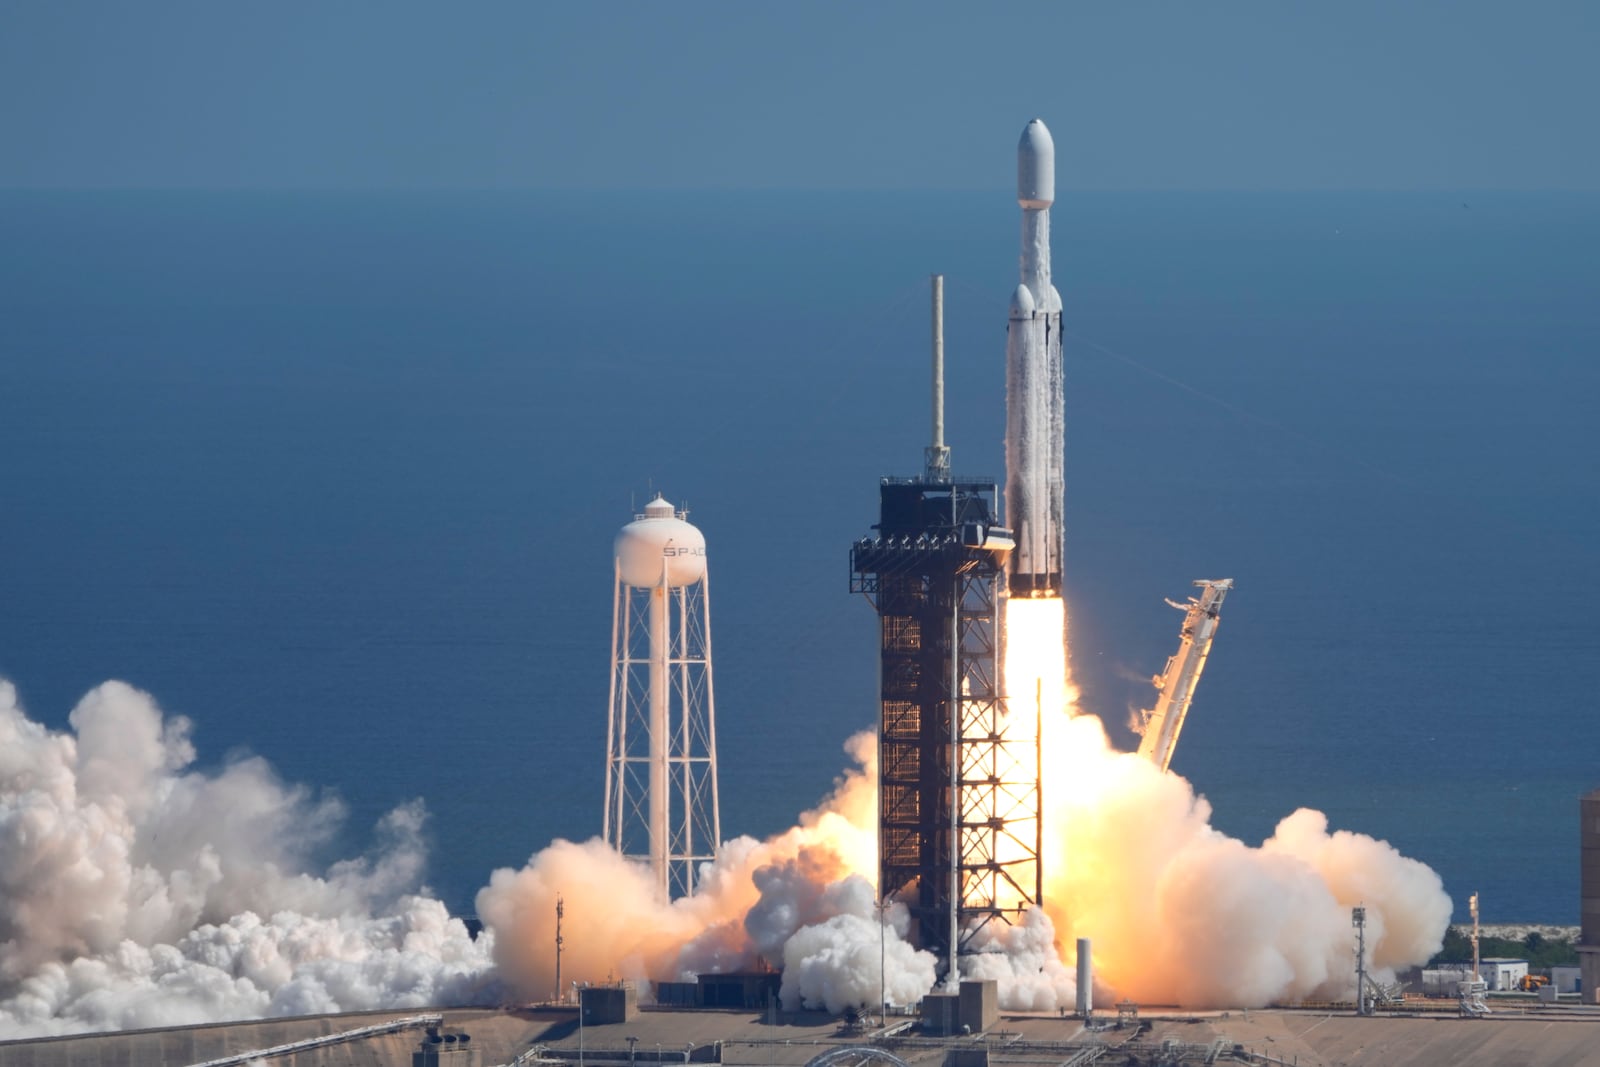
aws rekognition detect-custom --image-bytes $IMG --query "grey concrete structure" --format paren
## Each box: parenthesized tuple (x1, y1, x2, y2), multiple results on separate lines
(918, 993, 959, 1037)
(957, 981, 997, 1035)
(581, 985, 638, 1025)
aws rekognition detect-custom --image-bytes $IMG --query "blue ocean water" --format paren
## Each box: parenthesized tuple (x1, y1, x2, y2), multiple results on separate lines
(0, 189, 1594, 925)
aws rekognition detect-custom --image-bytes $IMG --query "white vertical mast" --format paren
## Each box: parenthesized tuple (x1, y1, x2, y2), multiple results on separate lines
(926, 273, 951, 482)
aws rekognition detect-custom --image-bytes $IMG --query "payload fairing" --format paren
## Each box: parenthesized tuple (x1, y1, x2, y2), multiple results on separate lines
(1005, 119, 1065, 598)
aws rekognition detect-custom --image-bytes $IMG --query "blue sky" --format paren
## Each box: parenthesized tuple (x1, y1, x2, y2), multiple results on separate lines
(1, 1, 1594, 191)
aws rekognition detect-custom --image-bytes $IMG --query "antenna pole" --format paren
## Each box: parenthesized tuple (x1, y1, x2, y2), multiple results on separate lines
(555, 894, 565, 1003)
(926, 274, 951, 481)
(1353, 906, 1371, 1016)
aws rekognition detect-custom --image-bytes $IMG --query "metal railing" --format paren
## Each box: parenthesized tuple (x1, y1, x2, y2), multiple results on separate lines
(186, 1013, 443, 1067)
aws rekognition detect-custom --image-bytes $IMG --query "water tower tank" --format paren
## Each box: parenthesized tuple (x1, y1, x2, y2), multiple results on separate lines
(615, 496, 707, 588)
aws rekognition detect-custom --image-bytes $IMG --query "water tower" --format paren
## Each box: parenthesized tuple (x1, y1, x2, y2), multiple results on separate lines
(603, 495, 721, 899)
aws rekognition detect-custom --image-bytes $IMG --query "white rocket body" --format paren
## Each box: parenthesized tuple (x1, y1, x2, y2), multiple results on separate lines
(1005, 119, 1064, 597)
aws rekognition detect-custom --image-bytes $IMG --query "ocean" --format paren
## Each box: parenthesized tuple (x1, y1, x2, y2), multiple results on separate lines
(1, 187, 1595, 925)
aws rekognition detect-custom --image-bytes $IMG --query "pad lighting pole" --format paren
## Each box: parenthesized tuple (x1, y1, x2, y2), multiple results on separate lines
(1353, 906, 1371, 1016)
(573, 982, 584, 1067)
(876, 897, 889, 1024)
(1471, 892, 1481, 983)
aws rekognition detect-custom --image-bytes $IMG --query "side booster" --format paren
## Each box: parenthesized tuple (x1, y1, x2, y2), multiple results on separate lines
(1005, 118, 1065, 597)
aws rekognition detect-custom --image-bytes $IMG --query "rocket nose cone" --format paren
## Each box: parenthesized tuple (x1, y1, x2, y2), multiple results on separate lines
(1009, 283, 1036, 317)
(1018, 119, 1055, 209)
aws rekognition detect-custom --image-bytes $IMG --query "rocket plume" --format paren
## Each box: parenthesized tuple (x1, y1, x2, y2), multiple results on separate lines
(1000, 597, 1452, 1007)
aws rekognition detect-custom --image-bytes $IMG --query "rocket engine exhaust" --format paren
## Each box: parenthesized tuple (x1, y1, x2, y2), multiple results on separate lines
(1005, 119, 1065, 598)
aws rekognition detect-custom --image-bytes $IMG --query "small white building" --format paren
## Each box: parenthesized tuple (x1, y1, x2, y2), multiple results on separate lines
(1479, 957, 1529, 991)
(1420, 963, 1475, 997)
(1551, 965, 1582, 994)
(1420, 969, 1461, 997)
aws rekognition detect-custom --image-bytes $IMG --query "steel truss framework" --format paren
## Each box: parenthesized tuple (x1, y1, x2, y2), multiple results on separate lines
(851, 477, 1041, 969)
(604, 570, 720, 901)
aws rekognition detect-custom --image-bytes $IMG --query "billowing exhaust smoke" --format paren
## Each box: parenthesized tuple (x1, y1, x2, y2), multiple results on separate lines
(0, 679, 498, 1037)
(0, 642, 1450, 1038)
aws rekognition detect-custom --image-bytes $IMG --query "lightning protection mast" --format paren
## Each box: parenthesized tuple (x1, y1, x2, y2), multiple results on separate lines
(603, 496, 721, 900)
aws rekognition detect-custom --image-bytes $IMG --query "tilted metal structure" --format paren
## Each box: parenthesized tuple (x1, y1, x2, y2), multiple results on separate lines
(1133, 579, 1233, 773)
(186, 1015, 443, 1067)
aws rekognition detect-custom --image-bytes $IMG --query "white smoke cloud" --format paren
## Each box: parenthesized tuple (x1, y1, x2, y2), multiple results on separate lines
(0, 896, 491, 1036)
(961, 908, 1078, 1011)
(0, 679, 498, 1038)
(779, 900, 936, 1015)
(1264, 807, 1453, 976)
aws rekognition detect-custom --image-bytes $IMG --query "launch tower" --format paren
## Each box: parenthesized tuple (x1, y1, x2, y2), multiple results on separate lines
(604, 496, 720, 900)
(851, 277, 1037, 978)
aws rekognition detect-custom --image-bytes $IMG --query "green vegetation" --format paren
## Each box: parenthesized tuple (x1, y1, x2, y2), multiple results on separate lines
(1428, 928, 1578, 970)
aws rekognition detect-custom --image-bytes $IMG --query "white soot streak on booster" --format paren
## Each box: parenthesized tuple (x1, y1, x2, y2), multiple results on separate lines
(1005, 118, 1064, 598)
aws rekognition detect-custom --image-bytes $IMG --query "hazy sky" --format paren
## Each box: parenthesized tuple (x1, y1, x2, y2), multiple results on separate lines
(2, 1, 1594, 191)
